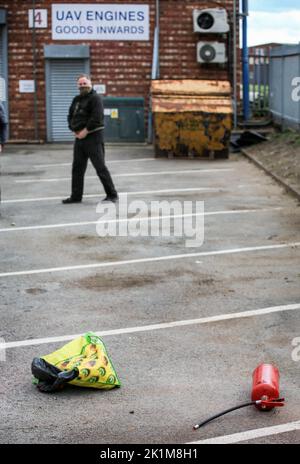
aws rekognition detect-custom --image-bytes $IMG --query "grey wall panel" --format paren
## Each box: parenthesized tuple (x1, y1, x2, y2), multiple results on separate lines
(270, 46, 300, 129)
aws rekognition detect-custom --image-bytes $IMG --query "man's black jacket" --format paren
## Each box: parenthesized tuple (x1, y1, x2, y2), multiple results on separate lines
(68, 89, 104, 133)
(0, 102, 8, 145)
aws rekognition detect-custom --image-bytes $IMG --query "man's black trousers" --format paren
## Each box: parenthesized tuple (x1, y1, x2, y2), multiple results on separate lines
(71, 131, 117, 200)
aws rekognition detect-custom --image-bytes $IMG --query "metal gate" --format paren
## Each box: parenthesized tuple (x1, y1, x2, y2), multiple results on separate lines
(46, 59, 89, 141)
(248, 49, 270, 118)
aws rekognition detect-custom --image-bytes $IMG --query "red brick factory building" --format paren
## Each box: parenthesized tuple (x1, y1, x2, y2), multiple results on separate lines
(0, 0, 240, 143)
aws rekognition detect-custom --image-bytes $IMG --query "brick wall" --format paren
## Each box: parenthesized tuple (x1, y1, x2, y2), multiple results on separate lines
(2, 0, 240, 142)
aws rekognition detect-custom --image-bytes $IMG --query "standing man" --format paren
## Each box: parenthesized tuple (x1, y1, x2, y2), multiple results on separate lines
(0, 101, 8, 154)
(63, 75, 118, 204)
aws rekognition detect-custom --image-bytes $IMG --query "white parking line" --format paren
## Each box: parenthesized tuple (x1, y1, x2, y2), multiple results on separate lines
(14, 168, 233, 184)
(3, 303, 300, 349)
(187, 420, 300, 444)
(33, 158, 157, 168)
(0, 242, 299, 278)
(1, 187, 222, 204)
(0, 207, 283, 233)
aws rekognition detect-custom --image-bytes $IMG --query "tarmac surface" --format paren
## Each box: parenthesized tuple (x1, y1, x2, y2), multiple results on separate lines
(0, 143, 299, 444)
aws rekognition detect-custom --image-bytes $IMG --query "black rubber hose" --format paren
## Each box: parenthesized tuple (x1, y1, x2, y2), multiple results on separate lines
(193, 401, 256, 430)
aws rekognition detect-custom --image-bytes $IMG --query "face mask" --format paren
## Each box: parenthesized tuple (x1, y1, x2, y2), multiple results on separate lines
(79, 87, 91, 96)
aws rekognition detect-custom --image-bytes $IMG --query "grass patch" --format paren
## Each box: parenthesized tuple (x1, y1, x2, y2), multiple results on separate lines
(272, 130, 300, 145)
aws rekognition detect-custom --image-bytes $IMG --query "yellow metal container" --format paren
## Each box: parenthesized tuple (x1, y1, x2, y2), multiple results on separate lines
(151, 79, 233, 159)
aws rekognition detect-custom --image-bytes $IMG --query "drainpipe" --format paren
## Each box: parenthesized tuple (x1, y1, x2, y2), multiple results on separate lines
(242, 0, 250, 121)
(147, 0, 160, 143)
(155, 0, 160, 79)
(233, 0, 238, 129)
(32, 0, 39, 141)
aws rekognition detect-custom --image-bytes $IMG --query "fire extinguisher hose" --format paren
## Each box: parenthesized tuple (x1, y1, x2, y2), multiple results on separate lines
(193, 397, 284, 430)
(193, 401, 257, 430)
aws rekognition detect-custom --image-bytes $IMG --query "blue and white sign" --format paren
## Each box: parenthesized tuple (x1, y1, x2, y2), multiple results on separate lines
(52, 4, 149, 41)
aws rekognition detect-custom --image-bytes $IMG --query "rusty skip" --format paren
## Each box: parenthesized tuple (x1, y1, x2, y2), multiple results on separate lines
(151, 79, 232, 97)
(151, 79, 233, 159)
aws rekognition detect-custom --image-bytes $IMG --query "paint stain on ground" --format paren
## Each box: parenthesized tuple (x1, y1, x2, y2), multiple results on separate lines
(67, 270, 223, 293)
(25, 288, 47, 295)
(72, 274, 160, 290)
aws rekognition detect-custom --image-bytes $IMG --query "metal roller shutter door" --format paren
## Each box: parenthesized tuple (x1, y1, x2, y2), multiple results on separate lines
(0, 26, 7, 112)
(48, 59, 87, 141)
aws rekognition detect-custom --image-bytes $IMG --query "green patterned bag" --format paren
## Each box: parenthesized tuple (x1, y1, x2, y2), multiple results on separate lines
(41, 332, 121, 390)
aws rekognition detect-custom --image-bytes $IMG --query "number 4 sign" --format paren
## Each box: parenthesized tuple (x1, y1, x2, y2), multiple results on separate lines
(28, 9, 48, 28)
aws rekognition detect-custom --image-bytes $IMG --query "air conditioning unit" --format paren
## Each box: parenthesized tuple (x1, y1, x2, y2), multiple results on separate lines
(193, 8, 229, 33)
(197, 42, 227, 64)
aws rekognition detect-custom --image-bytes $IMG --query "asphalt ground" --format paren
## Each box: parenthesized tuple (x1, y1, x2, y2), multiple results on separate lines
(0, 144, 299, 445)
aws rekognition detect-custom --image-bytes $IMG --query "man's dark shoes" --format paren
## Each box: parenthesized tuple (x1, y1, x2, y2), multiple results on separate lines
(62, 197, 81, 204)
(102, 195, 119, 203)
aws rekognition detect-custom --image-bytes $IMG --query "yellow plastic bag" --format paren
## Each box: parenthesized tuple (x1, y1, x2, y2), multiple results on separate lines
(41, 332, 121, 390)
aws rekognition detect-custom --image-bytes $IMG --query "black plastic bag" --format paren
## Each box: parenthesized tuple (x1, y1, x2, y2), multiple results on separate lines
(31, 357, 78, 393)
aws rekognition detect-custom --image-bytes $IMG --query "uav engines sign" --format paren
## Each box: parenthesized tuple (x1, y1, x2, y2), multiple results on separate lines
(52, 4, 149, 40)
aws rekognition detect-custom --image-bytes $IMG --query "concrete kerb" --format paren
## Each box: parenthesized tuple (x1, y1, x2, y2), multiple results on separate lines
(241, 148, 300, 202)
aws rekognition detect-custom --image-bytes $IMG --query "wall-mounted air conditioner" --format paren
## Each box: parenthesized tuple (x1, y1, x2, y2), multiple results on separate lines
(193, 8, 229, 34)
(197, 42, 227, 64)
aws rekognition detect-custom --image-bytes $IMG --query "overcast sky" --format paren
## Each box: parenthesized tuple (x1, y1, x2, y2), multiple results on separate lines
(247, 0, 300, 46)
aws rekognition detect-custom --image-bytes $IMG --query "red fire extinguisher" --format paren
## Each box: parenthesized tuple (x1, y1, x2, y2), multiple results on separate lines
(193, 363, 284, 430)
(251, 363, 281, 410)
